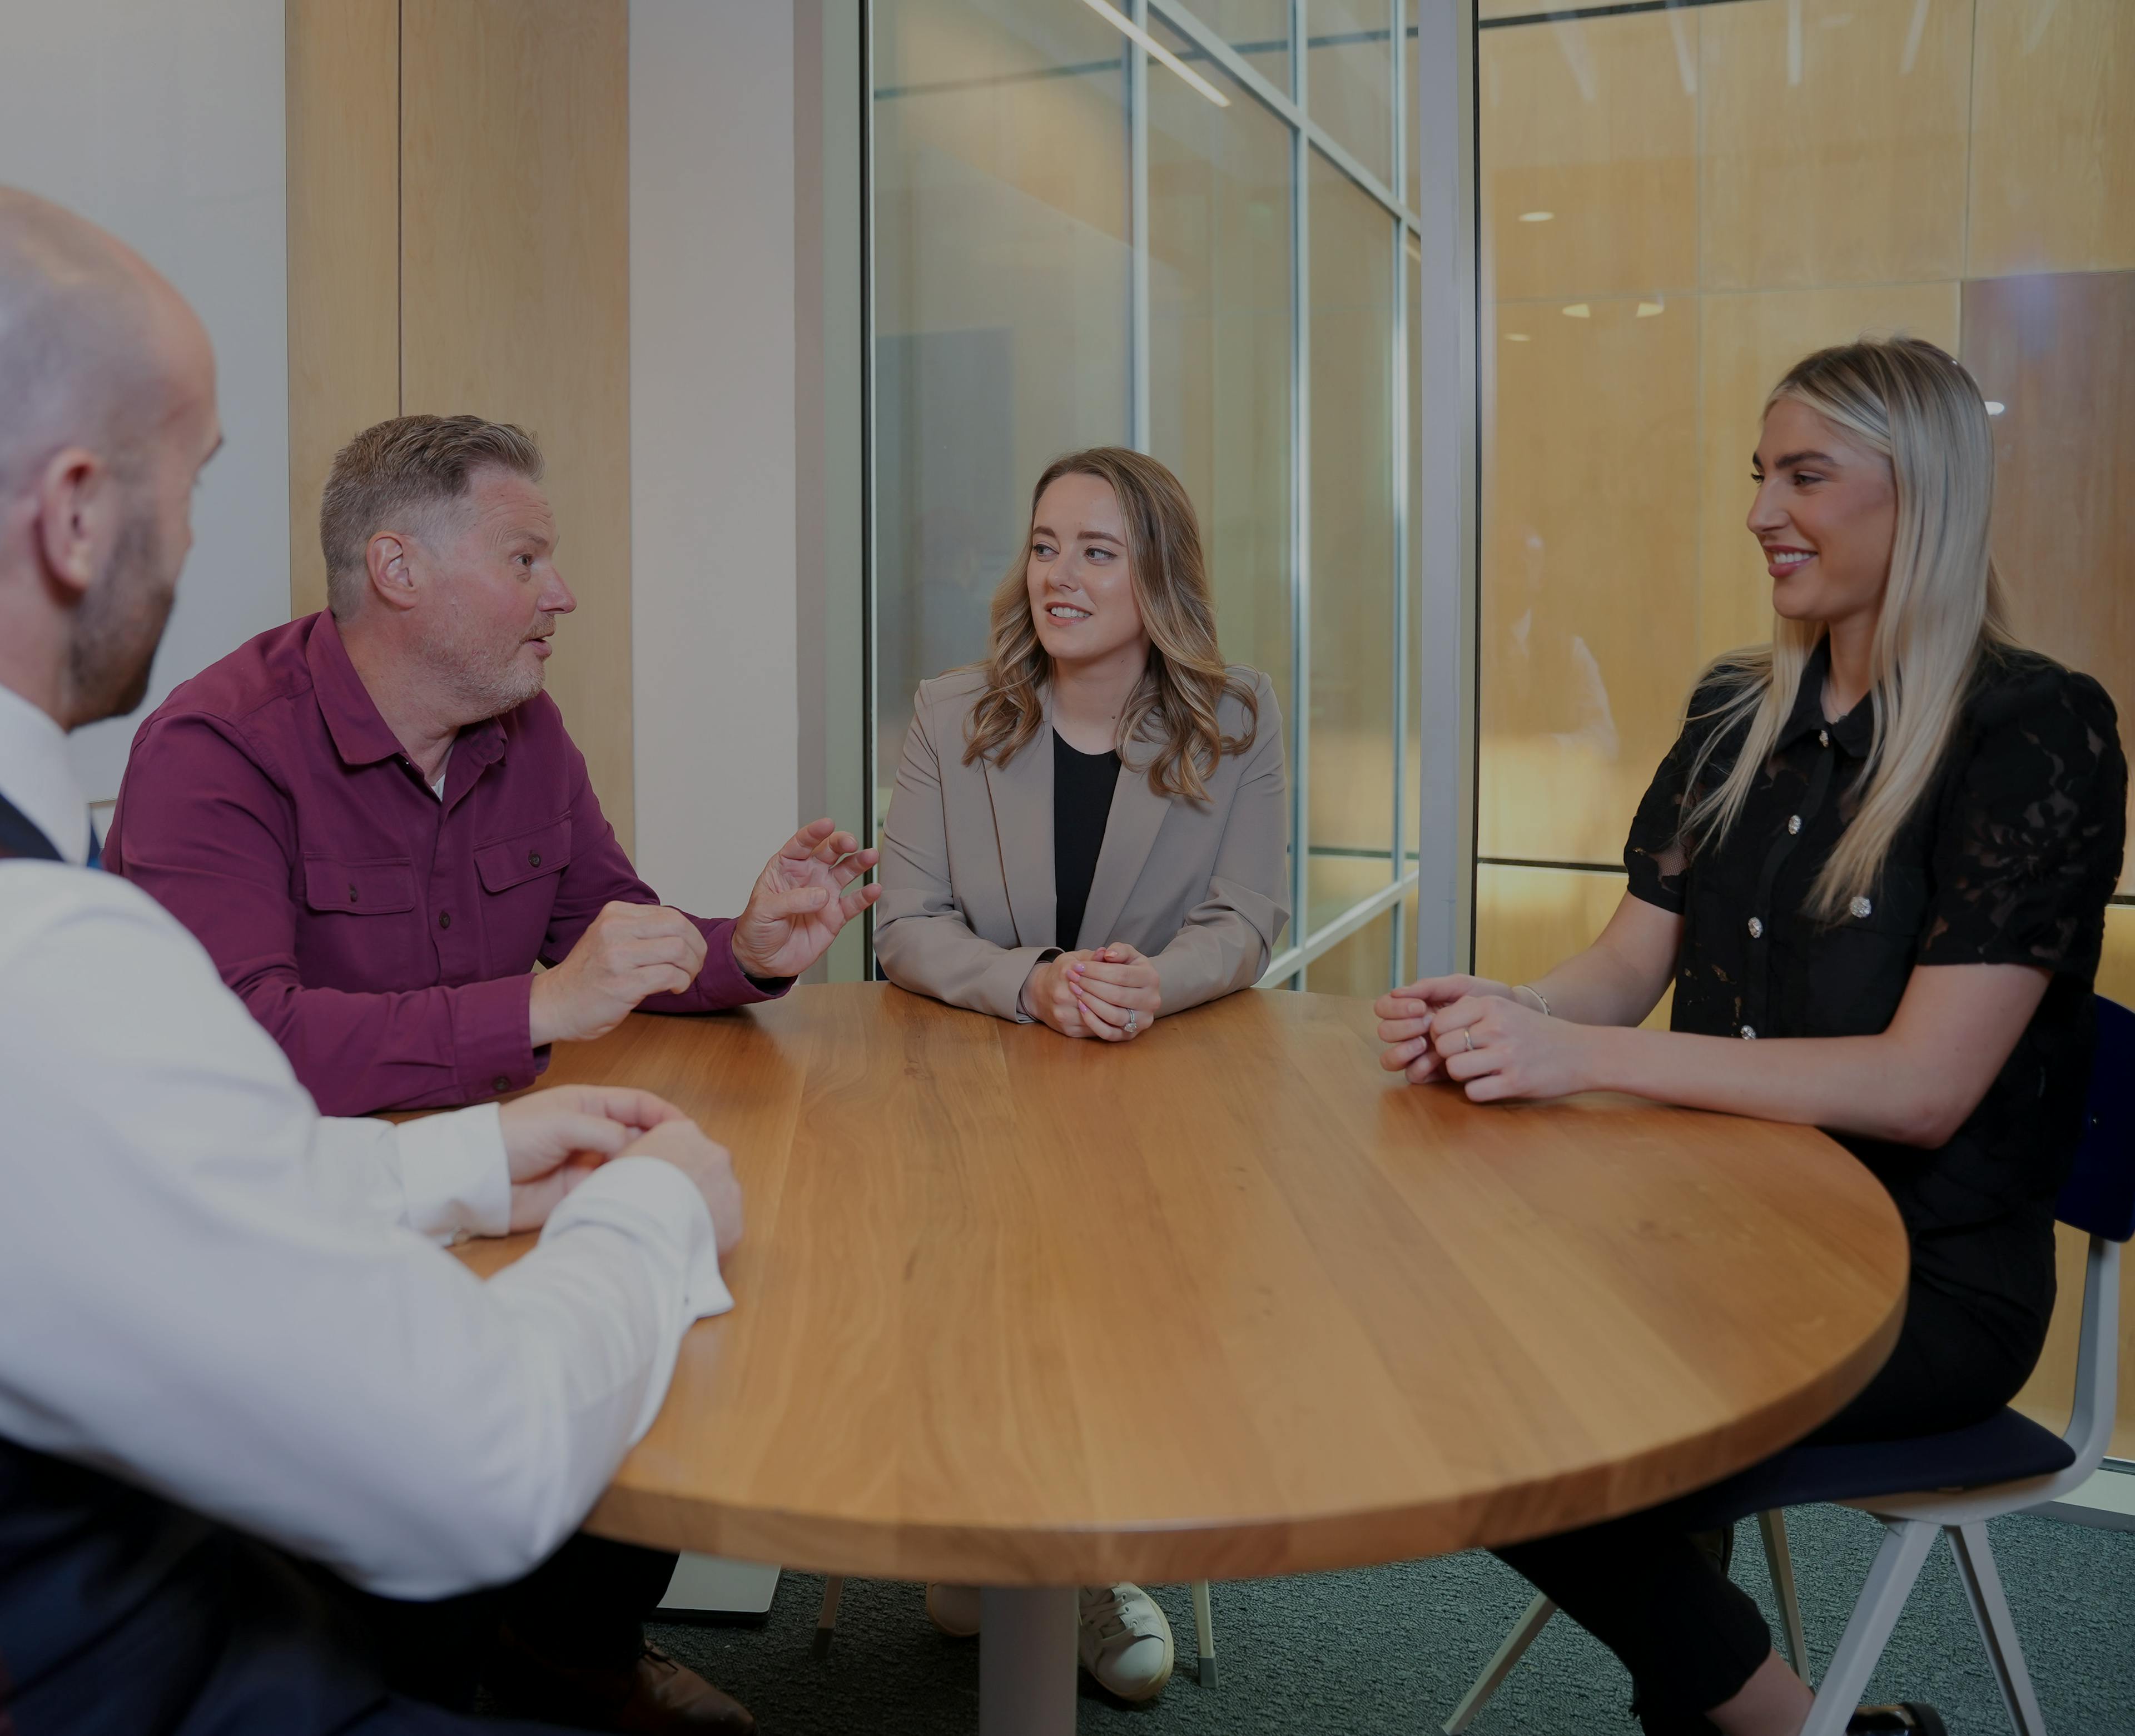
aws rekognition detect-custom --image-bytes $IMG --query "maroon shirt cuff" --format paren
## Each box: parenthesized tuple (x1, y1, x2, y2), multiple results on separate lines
(451, 972, 545, 1100)
(693, 916, 792, 1007)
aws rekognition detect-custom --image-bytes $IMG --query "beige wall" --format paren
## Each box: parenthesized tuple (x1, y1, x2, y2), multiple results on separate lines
(1477, 0, 2134, 1451)
(286, 0, 634, 849)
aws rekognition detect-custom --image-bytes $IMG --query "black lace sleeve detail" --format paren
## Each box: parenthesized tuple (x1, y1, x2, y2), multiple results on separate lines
(1918, 659, 2126, 977)
(1624, 676, 1742, 913)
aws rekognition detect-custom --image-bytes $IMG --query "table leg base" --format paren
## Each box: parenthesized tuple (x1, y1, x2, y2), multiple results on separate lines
(979, 1585, 1078, 1736)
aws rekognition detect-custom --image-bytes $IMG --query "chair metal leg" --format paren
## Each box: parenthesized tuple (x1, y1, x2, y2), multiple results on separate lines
(1800, 1519, 1938, 1736)
(811, 1575, 845, 1656)
(1947, 1521, 2047, 1736)
(1190, 1580, 1217, 1688)
(1756, 1509, 1809, 1678)
(1443, 1593, 1557, 1734)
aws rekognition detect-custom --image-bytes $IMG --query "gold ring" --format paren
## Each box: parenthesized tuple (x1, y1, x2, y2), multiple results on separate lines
(1463, 1029, 1475, 1052)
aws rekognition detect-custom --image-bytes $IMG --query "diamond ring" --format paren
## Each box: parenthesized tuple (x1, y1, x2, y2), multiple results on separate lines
(1125, 1009, 1139, 1036)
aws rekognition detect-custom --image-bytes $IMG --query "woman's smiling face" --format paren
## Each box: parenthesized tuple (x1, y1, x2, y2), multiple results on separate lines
(1025, 471, 1150, 670)
(1747, 396, 1899, 631)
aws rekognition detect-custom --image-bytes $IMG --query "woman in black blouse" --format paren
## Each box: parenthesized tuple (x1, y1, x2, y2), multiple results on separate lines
(1378, 337, 2125, 1735)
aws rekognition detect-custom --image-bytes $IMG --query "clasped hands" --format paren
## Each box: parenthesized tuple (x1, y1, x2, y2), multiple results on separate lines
(529, 819, 879, 1047)
(1375, 974, 1595, 1103)
(1021, 943, 1161, 1041)
(496, 1084, 744, 1248)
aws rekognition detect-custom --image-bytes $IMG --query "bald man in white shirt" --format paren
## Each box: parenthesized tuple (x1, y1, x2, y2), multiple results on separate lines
(0, 189, 753, 1735)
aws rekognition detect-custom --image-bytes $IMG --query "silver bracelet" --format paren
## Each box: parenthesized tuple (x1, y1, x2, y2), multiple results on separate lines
(1514, 983, 1551, 1018)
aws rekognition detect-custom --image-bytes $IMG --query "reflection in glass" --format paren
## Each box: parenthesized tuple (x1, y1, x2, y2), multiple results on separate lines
(1308, 150, 1397, 934)
(1149, 23, 1295, 948)
(872, 0, 1130, 810)
(1171, 0, 1292, 96)
(1306, 907, 1394, 997)
(1307, 0, 1394, 186)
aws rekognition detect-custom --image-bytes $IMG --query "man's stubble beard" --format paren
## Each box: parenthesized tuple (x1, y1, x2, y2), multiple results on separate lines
(428, 585, 553, 724)
(67, 504, 175, 725)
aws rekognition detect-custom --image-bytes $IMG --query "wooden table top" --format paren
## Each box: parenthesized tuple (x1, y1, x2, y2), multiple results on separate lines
(456, 982, 1906, 1586)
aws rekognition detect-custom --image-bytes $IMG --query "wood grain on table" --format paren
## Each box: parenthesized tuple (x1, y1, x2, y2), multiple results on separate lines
(456, 982, 1906, 1586)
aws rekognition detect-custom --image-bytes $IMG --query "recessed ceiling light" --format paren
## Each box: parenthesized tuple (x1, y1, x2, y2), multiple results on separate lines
(1519, 211, 1555, 223)
(1636, 301, 1665, 317)
(1505, 332, 1531, 342)
(1562, 303, 1591, 319)
(1984, 400, 2006, 416)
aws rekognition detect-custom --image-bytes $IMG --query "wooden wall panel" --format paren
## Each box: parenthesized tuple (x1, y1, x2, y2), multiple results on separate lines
(399, 0, 634, 849)
(1478, 12, 1697, 303)
(1698, 0, 1970, 293)
(286, 0, 400, 620)
(1696, 283, 1960, 661)
(1960, 270, 2135, 896)
(1480, 296, 1699, 866)
(1968, 0, 2135, 277)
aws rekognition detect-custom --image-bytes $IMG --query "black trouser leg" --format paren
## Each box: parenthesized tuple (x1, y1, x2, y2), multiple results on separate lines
(1491, 1277, 2045, 1733)
(499, 1535, 680, 1670)
(336, 1536, 679, 1707)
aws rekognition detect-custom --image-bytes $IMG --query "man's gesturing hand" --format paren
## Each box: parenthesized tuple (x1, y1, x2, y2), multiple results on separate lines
(530, 902, 709, 1047)
(498, 1084, 691, 1231)
(728, 818, 881, 980)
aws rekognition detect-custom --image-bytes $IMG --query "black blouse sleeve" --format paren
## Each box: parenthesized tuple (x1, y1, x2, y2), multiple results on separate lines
(1918, 659, 2127, 977)
(1623, 675, 1745, 913)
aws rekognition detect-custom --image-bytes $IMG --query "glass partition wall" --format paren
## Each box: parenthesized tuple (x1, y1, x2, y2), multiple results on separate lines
(866, 0, 1423, 995)
(1472, 0, 2134, 1017)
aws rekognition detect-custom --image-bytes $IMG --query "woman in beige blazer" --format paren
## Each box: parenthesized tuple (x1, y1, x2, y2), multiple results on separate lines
(874, 447, 1288, 1700)
(876, 446, 1289, 1046)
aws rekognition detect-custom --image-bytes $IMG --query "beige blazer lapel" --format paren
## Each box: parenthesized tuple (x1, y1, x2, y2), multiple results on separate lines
(1076, 745, 1169, 949)
(980, 690, 1055, 948)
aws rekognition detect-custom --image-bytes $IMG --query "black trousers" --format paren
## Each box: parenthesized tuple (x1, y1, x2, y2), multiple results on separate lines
(337, 1535, 681, 1712)
(1493, 1276, 2047, 1734)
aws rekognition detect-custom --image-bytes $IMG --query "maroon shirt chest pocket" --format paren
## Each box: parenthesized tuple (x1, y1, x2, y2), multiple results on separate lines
(299, 855, 428, 989)
(474, 818, 574, 895)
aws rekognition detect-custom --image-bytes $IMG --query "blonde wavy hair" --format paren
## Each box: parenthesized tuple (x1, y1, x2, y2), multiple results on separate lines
(962, 446, 1259, 803)
(1680, 336, 2012, 919)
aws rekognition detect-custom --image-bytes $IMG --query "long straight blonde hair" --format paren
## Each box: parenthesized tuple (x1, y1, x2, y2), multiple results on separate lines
(963, 446, 1258, 803)
(1680, 337, 2012, 918)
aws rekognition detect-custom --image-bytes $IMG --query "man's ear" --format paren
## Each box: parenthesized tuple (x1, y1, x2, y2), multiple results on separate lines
(33, 446, 111, 602)
(365, 531, 421, 614)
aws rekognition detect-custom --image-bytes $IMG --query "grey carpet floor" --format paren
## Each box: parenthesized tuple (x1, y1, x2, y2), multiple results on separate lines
(645, 1505, 2135, 1734)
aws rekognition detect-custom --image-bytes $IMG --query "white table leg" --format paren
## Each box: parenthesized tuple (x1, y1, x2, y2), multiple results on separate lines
(979, 1585, 1078, 1736)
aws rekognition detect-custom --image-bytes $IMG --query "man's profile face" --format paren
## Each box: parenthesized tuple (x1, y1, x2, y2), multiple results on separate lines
(409, 466, 577, 723)
(67, 298, 221, 725)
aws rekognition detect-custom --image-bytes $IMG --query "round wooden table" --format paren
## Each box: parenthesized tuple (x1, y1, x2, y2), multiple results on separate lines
(459, 982, 1907, 1733)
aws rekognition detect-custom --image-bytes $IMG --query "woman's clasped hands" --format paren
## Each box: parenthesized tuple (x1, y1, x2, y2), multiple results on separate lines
(1375, 975, 1597, 1102)
(1022, 943, 1162, 1041)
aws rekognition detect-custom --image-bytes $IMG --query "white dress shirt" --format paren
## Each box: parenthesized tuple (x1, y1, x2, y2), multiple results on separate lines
(0, 709, 733, 1601)
(0, 682, 92, 864)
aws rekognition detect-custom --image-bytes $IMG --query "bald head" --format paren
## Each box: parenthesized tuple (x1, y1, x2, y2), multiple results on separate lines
(0, 187, 220, 729)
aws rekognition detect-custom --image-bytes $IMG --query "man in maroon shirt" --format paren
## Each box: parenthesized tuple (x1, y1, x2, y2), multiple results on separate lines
(108, 414, 878, 1120)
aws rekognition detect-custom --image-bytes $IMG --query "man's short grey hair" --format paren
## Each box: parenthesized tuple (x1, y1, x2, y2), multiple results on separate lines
(319, 414, 544, 619)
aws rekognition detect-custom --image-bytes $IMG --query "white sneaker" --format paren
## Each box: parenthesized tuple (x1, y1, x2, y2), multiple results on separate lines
(1077, 1583, 1174, 1702)
(926, 1581, 982, 1638)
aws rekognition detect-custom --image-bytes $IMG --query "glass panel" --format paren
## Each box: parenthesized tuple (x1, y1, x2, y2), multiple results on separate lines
(871, 0, 1131, 812)
(1403, 236, 1421, 888)
(1307, 148, 1397, 936)
(1401, 0, 1417, 207)
(1148, 22, 1295, 947)
(1307, 0, 1393, 186)
(1474, 864, 1669, 1030)
(1171, 0, 1292, 97)
(1305, 907, 1394, 997)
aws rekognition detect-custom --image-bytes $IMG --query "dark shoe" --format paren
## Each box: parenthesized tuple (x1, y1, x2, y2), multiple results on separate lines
(1850, 1705, 1947, 1735)
(487, 1625, 756, 1734)
(1689, 1524, 1735, 1577)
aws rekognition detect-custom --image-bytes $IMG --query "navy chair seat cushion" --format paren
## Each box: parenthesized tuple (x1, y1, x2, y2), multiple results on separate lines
(1658, 1407, 2076, 1532)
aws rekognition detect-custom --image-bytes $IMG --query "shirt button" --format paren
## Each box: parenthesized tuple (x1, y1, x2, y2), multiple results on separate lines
(1747, 917, 1764, 939)
(347, 884, 359, 903)
(1849, 896, 1873, 919)
(1819, 729, 1830, 748)
(438, 911, 453, 929)
(528, 850, 542, 867)
(1787, 814, 1802, 835)
(1740, 1024, 1758, 1039)
(492, 1075, 510, 1093)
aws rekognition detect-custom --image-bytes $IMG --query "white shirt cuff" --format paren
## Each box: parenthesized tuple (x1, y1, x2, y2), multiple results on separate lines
(394, 1103, 511, 1241)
